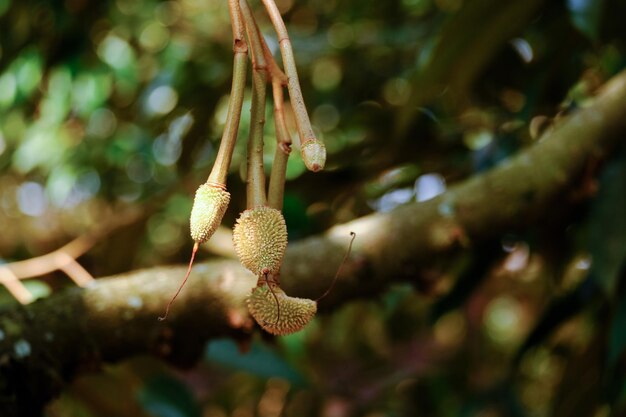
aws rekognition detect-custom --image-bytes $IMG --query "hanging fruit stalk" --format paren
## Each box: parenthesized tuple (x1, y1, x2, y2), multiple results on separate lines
(233, 0, 288, 280)
(159, 0, 248, 320)
(260, 0, 326, 172)
(235, 2, 354, 336)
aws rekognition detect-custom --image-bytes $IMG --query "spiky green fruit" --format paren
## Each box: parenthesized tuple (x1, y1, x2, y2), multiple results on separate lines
(232, 206, 287, 275)
(190, 183, 230, 243)
(247, 284, 317, 335)
(301, 139, 326, 172)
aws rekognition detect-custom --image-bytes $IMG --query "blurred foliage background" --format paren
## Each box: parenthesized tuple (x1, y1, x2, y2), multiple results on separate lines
(1, 0, 626, 416)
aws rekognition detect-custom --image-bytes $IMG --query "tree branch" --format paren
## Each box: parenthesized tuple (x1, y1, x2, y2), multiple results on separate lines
(3, 70, 626, 415)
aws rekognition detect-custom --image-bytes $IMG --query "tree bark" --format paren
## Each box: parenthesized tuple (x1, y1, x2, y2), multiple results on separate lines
(3, 70, 626, 415)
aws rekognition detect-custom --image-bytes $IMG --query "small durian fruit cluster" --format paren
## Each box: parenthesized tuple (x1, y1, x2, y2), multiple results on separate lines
(160, 0, 329, 333)
(232, 205, 317, 335)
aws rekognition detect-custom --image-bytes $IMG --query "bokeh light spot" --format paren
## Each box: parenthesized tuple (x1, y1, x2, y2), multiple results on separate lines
(155, 1, 182, 26)
(16, 52, 43, 96)
(383, 77, 411, 106)
(463, 129, 493, 150)
(511, 38, 534, 63)
(98, 34, 135, 69)
(146, 85, 178, 116)
(484, 296, 524, 345)
(414, 173, 446, 202)
(139, 22, 170, 52)
(434, 311, 466, 347)
(312, 104, 340, 132)
(312, 58, 342, 91)
(327, 22, 354, 49)
(87, 108, 118, 138)
(370, 188, 414, 212)
(0, 72, 17, 109)
(17, 182, 48, 217)
(126, 155, 154, 183)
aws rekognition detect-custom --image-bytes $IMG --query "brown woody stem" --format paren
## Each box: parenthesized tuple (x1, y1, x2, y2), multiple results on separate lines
(268, 79, 292, 210)
(240, 0, 269, 208)
(240, 0, 291, 210)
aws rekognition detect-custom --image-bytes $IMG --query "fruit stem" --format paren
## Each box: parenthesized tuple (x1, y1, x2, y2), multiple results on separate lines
(268, 79, 292, 210)
(240, 0, 269, 208)
(240, 0, 291, 210)
(260, 0, 319, 148)
(207, 0, 248, 186)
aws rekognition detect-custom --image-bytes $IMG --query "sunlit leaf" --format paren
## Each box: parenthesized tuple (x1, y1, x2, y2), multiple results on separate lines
(205, 339, 307, 386)
(608, 290, 626, 367)
(588, 149, 626, 296)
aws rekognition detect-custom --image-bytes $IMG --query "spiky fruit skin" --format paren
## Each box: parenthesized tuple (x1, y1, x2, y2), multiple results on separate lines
(190, 183, 230, 243)
(232, 207, 287, 275)
(247, 284, 317, 335)
(301, 139, 326, 172)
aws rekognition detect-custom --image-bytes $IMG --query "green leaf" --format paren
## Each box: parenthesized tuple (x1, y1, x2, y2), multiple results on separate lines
(138, 374, 201, 417)
(205, 338, 307, 386)
(609, 289, 626, 367)
(22, 280, 51, 300)
(567, 0, 605, 41)
(588, 149, 626, 296)
(0, 0, 10, 17)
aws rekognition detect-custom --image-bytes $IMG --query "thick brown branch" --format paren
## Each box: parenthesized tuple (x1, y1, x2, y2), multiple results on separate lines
(3, 70, 626, 416)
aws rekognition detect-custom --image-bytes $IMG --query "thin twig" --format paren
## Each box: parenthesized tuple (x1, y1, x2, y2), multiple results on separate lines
(4, 235, 94, 279)
(57, 254, 95, 287)
(3, 206, 146, 286)
(0, 268, 33, 304)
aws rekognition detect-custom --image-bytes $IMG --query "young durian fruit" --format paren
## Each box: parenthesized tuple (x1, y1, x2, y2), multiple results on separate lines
(300, 139, 326, 172)
(247, 282, 317, 335)
(158, 182, 231, 321)
(232, 206, 288, 275)
(190, 182, 231, 243)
